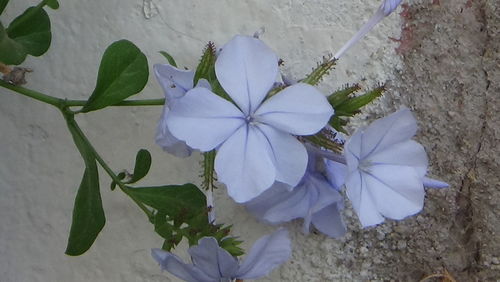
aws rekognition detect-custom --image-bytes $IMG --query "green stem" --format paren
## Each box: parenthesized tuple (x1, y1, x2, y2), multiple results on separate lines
(94, 150, 155, 221)
(0, 80, 165, 108)
(64, 98, 165, 107)
(36, 0, 49, 9)
(65, 112, 154, 220)
(1, 82, 157, 219)
(0, 80, 63, 108)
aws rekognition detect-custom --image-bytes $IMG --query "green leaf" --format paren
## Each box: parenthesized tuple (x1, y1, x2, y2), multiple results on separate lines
(126, 184, 206, 218)
(128, 149, 152, 183)
(65, 115, 105, 256)
(110, 171, 126, 191)
(82, 40, 149, 112)
(7, 6, 51, 57)
(159, 51, 177, 67)
(46, 0, 59, 9)
(153, 212, 172, 237)
(193, 42, 216, 86)
(301, 56, 336, 86)
(0, 0, 9, 15)
(0, 22, 27, 65)
(65, 167, 105, 256)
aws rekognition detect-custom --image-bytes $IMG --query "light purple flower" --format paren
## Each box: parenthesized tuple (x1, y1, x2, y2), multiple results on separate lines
(344, 108, 448, 227)
(152, 229, 291, 282)
(246, 150, 347, 238)
(154, 64, 210, 157)
(166, 35, 333, 203)
(334, 0, 403, 59)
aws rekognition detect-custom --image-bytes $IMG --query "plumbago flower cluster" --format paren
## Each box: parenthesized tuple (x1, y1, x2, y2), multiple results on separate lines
(0, 0, 448, 281)
(151, 1, 447, 280)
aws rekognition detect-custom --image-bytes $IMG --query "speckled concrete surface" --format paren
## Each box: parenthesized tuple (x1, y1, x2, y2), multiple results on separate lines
(1, 0, 498, 281)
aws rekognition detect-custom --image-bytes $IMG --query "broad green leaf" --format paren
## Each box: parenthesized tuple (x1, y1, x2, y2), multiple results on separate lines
(7, 6, 51, 57)
(46, 0, 59, 9)
(153, 212, 171, 237)
(159, 51, 177, 67)
(0, 22, 26, 65)
(82, 40, 149, 112)
(65, 167, 105, 256)
(129, 149, 151, 183)
(0, 0, 9, 15)
(127, 184, 206, 218)
(65, 116, 105, 256)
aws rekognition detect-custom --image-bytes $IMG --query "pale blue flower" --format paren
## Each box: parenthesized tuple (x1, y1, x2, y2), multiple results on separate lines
(246, 149, 347, 238)
(152, 229, 291, 282)
(334, 0, 403, 59)
(344, 108, 448, 227)
(166, 35, 333, 203)
(154, 64, 210, 157)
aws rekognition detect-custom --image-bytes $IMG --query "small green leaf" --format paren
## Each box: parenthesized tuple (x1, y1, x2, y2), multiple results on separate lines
(46, 0, 59, 9)
(159, 51, 177, 67)
(126, 184, 206, 218)
(82, 40, 149, 112)
(0, 0, 9, 15)
(129, 149, 152, 183)
(0, 23, 27, 65)
(301, 56, 336, 86)
(65, 167, 105, 256)
(110, 172, 126, 191)
(7, 6, 51, 57)
(193, 42, 216, 85)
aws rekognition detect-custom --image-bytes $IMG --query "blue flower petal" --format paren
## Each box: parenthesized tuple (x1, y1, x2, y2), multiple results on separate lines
(236, 229, 292, 279)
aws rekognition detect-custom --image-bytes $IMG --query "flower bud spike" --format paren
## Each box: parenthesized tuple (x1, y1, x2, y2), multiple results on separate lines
(333, 0, 403, 59)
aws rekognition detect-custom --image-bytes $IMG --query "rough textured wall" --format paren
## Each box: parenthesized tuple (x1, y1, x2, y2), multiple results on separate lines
(0, 0, 498, 281)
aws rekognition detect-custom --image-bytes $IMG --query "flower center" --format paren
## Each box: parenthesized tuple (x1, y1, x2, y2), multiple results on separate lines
(358, 159, 372, 173)
(245, 115, 258, 126)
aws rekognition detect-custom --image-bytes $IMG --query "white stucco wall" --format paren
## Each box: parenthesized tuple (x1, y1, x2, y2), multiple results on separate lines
(0, 1, 402, 281)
